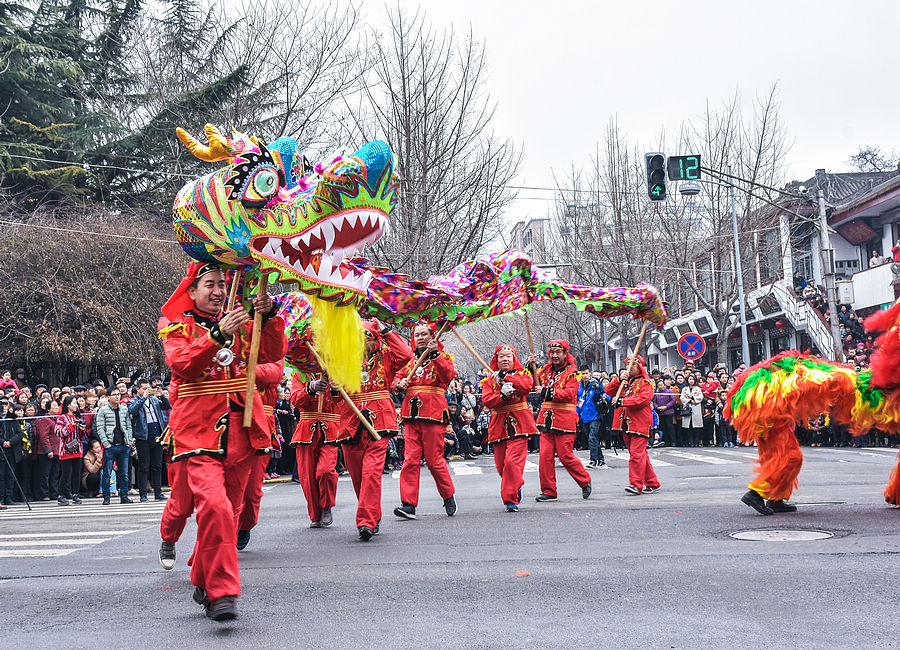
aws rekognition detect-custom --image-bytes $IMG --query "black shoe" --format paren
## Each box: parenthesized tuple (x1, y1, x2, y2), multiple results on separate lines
(582, 483, 592, 499)
(206, 595, 237, 621)
(767, 499, 797, 513)
(443, 495, 457, 517)
(320, 508, 333, 527)
(236, 529, 251, 551)
(140, 494, 149, 503)
(741, 490, 774, 515)
(642, 486, 660, 494)
(309, 520, 322, 528)
(155, 493, 167, 501)
(120, 496, 133, 504)
(373, 521, 380, 535)
(57, 496, 69, 506)
(393, 503, 416, 520)
(358, 526, 374, 541)
(535, 493, 558, 502)
(71, 495, 82, 504)
(193, 587, 209, 608)
(159, 541, 176, 570)
(624, 485, 641, 495)
(101, 497, 110, 505)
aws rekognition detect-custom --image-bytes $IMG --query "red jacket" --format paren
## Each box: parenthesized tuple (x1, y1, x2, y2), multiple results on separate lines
(393, 349, 455, 424)
(338, 330, 412, 439)
(289, 373, 345, 445)
(257, 359, 284, 450)
(535, 363, 580, 434)
(481, 369, 538, 443)
(162, 309, 287, 461)
(605, 374, 654, 437)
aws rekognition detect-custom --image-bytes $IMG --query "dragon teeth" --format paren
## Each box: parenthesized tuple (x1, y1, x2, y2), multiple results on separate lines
(321, 220, 335, 249)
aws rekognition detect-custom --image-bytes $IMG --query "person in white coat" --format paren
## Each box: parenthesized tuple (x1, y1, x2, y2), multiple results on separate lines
(680, 374, 704, 447)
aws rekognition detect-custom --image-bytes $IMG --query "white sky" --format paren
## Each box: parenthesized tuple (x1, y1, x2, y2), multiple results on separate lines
(360, 0, 900, 224)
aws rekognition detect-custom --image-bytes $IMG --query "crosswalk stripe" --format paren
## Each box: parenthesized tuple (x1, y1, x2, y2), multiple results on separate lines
(0, 509, 164, 521)
(452, 462, 483, 476)
(523, 460, 539, 473)
(0, 531, 138, 539)
(0, 537, 111, 550)
(0, 549, 76, 558)
(663, 450, 739, 465)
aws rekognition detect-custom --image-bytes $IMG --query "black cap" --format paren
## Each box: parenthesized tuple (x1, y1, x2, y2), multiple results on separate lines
(74, 385, 86, 391)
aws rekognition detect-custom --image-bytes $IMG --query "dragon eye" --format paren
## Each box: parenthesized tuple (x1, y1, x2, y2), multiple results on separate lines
(253, 170, 278, 197)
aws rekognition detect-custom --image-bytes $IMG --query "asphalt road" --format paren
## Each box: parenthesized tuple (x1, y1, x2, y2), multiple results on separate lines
(1, 445, 899, 649)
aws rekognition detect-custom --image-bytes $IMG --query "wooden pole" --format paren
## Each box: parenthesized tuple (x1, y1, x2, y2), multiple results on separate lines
(452, 328, 492, 374)
(225, 267, 243, 312)
(307, 342, 381, 440)
(242, 274, 269, 428)
(523, 312, 538, 376)
(405, 321, 450, 380)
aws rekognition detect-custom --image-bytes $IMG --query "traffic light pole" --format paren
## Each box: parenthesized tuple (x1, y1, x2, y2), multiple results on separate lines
(728, 165, 751, 367)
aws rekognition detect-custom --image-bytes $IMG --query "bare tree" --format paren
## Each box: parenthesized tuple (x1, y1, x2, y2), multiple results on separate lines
(847, 145, 900, 173)
(340, 6, 521, 278)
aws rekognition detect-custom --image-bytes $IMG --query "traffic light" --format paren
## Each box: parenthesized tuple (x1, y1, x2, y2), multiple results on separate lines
(645, 152, 666, 201)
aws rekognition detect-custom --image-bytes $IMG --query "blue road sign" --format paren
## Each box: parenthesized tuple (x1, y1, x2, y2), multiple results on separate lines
(677, 333, 706, 360)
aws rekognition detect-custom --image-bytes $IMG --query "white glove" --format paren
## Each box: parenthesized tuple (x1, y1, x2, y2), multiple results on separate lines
(500, 382, 515, 397)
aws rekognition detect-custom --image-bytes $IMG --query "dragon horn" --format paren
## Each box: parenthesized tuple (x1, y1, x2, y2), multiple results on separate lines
(176, 123, 235, 162)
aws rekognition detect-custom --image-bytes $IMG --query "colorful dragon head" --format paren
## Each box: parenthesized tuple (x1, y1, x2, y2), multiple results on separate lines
(172, 124, 399, 305)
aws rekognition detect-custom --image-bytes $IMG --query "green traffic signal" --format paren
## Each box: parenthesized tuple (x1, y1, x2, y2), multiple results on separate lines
(645, 152, 666, 201)
(667, 155, 701, 181)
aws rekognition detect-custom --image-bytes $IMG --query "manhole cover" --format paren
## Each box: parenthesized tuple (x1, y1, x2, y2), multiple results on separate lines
(729, 529, 834, 541)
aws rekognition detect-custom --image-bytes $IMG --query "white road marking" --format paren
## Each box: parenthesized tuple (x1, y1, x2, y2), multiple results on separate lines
(0, 531, 138, 539)
(523, 460, 539, 473)
(452, 462, 483, 476)
(663, 450, 739, 465)
(0, 539, 109, 547)
(0, 549, 76, 558)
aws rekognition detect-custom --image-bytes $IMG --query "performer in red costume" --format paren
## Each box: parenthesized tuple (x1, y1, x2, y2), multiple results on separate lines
(392, 323, 458, 520)
(236, 358, 286, 550)
(290, 371, 344, 528)
(605, 355, 660, 495)
(481, 344, 538, 512)
(339, 320, 412, 540)
(528, 340, 592, 502)
(157, 262, 285, 621)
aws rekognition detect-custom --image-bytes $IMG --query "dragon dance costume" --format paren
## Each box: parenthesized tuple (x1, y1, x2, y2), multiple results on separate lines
(392, 327, 457, 518)
(339, 320, 412, 539)
(535, 340, 592, 501)
(290, 372, 343, 527)
(605, 355, 660, 494)
(157, 262, 286, 614)
(480, 345, 538, 511)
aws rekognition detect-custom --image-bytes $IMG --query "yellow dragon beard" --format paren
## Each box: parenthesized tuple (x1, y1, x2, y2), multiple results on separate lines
(308, 295, 364, 393)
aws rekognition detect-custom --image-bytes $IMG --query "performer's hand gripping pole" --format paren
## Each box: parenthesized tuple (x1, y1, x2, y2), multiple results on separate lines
(307, 342, 381, 441)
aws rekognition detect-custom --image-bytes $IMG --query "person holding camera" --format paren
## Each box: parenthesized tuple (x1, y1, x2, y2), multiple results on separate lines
(577, 370, 608, 468)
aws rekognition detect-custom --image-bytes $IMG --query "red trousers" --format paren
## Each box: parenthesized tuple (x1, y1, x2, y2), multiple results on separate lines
(295, 440, 339, 522)
(342, 435, 390, 529)
(538, 432, 591, 497)
(184, 413, 255, 601)
(624, 433, 660, 491)
(399, 420, 455, 506)
(238, 454, 269, 531)
(160, 460, 193, 545)
(492, 437, 528, 505)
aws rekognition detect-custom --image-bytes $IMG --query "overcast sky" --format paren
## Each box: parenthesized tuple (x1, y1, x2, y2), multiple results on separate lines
(360, 0, 899, 223)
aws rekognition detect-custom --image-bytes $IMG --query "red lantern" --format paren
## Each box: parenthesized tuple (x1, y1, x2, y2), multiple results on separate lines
(774, 319, 788, 328)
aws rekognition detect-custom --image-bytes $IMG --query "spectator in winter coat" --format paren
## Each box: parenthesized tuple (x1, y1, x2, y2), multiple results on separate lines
(577, 372, 607, 468)
(652, 379, 676, 447)
(94, 389, 133, 505)
(680, 375, 704, 447)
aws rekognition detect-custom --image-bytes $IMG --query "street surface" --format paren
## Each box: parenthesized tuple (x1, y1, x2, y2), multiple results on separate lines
(1, 446, 899, 648)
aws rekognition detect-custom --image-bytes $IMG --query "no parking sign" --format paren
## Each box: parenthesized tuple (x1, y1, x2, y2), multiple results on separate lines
(677, 333, 706, 361)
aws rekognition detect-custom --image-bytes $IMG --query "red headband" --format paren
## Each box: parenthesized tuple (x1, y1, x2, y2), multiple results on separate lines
(491, 344, 523, 371)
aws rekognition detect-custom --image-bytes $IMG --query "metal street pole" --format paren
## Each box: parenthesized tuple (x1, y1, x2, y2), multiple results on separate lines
(817, 188, 844, 360)
(729, 165, 751, 366)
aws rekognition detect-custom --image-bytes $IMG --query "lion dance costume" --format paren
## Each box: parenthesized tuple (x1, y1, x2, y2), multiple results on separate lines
(725, 299, 900, 514)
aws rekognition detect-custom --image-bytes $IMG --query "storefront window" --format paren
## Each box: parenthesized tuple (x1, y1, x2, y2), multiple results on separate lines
(771, 335, 792, 355)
